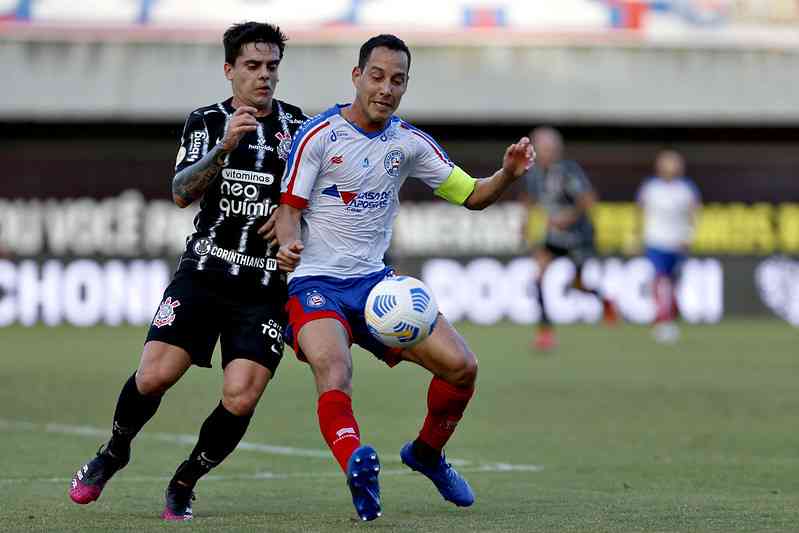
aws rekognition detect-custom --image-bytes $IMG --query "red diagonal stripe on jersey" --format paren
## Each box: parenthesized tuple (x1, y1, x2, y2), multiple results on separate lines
(284, 120, 331, 200)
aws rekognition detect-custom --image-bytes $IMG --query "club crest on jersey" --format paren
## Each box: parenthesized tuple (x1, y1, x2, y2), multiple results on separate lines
(193, 238, 212, 256)
(153, 297, 180, 328)
(306, 290, 326, 308)
(275, 132, 292, 160)
(321, 184, 358, 205)
(384, 149, 405, 178)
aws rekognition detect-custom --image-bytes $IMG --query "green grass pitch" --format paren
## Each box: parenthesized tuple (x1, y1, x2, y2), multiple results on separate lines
(1, 320, 797, 532)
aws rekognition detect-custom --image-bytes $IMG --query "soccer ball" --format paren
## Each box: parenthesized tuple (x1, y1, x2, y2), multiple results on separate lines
(365, 276, 439, 349)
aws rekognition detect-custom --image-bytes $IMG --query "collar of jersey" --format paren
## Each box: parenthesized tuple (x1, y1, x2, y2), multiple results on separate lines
(336, 103, 397, 139)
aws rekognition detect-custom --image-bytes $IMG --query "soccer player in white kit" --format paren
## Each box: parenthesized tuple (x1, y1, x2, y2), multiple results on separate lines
(637, 150, 701, 343)
(260, 34, 534, 521)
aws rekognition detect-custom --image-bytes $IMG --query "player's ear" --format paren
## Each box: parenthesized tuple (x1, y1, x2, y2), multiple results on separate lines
(351, 66, 361, 86)
(224, 62, 234, 82)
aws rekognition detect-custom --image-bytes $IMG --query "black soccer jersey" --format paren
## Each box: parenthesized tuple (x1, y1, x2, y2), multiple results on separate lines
(524, 160, 595, 249)
(173, 97, 307, 288)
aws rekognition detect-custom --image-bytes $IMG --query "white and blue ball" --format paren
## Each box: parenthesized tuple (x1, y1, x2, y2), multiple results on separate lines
(365, 276, 439, 349)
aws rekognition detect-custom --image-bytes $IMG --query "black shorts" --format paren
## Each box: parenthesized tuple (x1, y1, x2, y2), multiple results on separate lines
(145, 271, 286, 373)
(542, 241, 596, 266)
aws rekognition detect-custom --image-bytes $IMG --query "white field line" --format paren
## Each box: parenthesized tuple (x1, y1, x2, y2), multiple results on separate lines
(0, 418, 543, 482)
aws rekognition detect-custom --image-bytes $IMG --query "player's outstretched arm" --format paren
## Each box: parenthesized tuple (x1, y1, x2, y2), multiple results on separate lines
(171, 106, 259, 207)
(463, 137, 535, 211)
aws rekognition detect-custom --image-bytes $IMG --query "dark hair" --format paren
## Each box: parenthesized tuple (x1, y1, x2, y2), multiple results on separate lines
(223, 22, 288, 65)
(358, 34, 411, 72)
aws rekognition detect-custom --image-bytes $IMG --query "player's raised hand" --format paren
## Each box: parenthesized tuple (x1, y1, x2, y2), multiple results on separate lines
(502, 137, 535, 178)
(277, 240, 304, 272)
(257, 209, 279, 247)
(221, 106, 259, 152)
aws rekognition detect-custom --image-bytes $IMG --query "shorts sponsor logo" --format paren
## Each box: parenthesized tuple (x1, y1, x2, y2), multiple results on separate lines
(186, 131, 206, 163)
(208, 246, 274, 270)
(153, 297, 180, 328)
(193, 238, 212, 256)
(384, 148, 405, 178)
(261, 319, 285, 356)
(306, 290, 326, 308)
(222, 169, 274, 186)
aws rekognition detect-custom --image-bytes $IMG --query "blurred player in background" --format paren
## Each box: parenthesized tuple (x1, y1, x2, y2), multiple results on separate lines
(637, 149, 701, 343)
(520, 127, 617, 351)
(261, 34, 534, 521)
(68, 22, 307, 521)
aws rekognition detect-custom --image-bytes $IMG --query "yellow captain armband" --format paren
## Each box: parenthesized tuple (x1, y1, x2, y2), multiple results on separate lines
(434, 166, 477, 205)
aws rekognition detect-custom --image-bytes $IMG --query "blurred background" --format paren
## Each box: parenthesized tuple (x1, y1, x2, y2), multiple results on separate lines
(2, 3, 799, 531)
(1, 0, 798, 329)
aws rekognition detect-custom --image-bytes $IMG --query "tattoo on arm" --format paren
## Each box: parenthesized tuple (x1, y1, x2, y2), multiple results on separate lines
(172, 145, 228, 206)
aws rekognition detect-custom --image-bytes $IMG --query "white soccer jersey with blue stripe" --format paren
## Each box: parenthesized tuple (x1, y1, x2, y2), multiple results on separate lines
(281, 104, 454, 279)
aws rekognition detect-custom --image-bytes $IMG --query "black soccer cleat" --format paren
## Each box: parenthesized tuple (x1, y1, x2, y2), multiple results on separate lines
(161, 480, 195, 521)
(69, 444, 129, 504)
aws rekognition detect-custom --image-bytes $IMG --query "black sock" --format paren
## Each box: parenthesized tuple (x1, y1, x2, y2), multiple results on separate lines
(411, 438, 442, 468)
(172, 402, 252, 488)
(107, 373, 162, 459)
(573, 265, 603, 298)
(536, 280, 552, 328)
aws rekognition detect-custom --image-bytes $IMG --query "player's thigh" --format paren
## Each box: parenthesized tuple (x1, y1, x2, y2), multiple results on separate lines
(298, 318, 354, 394)
(219, 296, 286, 377)
(221, 359, 273, 416)
(136, 341, 192, 395)
(401, 316, 478, 388)
(145, 274, 221, 369)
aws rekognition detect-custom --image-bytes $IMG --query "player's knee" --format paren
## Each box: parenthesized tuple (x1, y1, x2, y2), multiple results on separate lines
(308, 351, 352, 393)
(447, 352, 478, 389)
(222, 388, 261, 416)
(134, 369, 172, 396)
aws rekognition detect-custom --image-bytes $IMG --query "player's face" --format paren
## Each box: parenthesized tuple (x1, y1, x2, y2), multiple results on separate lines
(353, 47, 409, 127)
(225, 42, 281, 112)
(656, 151, 684, 180)
(532, 133, 562, 168)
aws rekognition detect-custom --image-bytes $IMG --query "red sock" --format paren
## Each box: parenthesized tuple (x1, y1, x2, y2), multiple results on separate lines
(418, 377, 474, 451)
(654, 275, 674, 323)
(317, 390, 361, 472)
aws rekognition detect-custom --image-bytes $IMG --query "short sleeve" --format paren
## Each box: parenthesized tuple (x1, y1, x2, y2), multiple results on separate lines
(563, 161, 592, 198)
(280, 118, 331, 209)
(636, 178, 652, 206)
(404, 124, 455, 190)
(174, 111, 210, 173)
(684, 178, 702, 205)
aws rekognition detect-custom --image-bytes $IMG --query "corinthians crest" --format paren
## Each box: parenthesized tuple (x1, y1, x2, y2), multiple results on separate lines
(153, 297, 181, 328)
(275, 131, 292, 161)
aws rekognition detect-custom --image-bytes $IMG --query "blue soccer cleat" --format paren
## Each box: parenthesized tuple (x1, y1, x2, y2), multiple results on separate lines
(400, 441, 474, 507)
(346, 445, 382, 521)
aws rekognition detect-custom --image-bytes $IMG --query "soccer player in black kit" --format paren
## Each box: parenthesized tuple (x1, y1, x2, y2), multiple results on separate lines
(68, 22, 306, 521)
